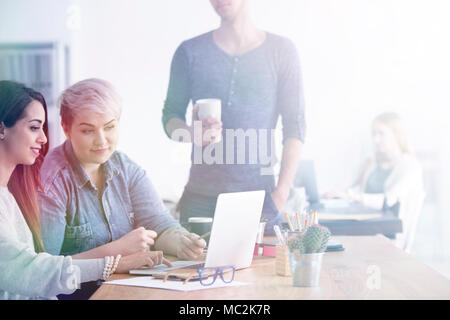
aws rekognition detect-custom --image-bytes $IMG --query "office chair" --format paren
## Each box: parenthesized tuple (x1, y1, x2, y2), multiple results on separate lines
(395, 188, 426, 253)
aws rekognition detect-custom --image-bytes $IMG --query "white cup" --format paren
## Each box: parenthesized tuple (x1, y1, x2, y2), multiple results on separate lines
(196, 98, 222, 142)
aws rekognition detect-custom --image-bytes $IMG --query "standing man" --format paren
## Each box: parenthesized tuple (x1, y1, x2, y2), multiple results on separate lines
(162, 0, 305, 235)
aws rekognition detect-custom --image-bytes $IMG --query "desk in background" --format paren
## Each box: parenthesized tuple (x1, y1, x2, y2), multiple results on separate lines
(91, 235, 450, 300)
(319, 213, 402, 239)
(310, 202, 402, 238)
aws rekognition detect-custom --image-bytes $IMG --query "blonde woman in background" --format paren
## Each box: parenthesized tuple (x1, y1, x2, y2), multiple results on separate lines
(348, 112, 423, 212)
(326, 112, 424, 250)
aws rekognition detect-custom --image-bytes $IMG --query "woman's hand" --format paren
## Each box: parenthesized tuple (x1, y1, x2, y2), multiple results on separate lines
(347, 189, 363, 203)
(190, 104, 223, 146)
(113, 227, 157, 255)
(322, 190, 362, 203)
(321, 191, 348, 199)
(115, 251, 173, 274)
(177, 233, 207, 260)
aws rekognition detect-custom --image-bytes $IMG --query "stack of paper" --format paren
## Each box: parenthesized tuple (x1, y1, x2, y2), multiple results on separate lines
(105, 276, 249, 292)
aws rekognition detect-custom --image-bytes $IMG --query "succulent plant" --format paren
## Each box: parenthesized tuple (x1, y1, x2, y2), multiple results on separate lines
(304, 225, 331, 253)
(287, 224, 331, 254)
(287, 233, 305, 252)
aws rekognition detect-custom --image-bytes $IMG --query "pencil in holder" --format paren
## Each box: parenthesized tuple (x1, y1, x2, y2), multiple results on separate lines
(275, 244, 291, 277)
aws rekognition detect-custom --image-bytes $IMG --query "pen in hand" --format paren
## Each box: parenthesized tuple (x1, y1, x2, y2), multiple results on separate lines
(199, 231, 211, 239)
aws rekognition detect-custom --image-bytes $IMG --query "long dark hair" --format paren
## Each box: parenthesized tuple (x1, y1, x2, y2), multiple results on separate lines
(0, 80, 49, 252)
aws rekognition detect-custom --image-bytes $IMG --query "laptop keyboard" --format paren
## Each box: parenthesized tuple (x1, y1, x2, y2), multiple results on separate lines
(179, 263, 205, 270)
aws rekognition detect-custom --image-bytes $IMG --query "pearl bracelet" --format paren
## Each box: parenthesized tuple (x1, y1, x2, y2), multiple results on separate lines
(110, 254, 121, 275)
(102, 255, 122, 280)
(102, 256, 113, 280)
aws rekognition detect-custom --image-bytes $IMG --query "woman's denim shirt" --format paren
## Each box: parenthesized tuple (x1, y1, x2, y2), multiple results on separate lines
(38, 140, 179, 256)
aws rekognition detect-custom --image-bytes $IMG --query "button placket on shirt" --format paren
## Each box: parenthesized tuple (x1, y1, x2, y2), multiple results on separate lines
(101, 184, 116, 240)
(228, 56, 239, 107)
(90, 180, 112, 242)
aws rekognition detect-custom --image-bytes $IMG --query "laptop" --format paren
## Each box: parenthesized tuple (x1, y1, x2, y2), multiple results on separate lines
(130, 190, 266, 275)
(294, 160, 381, 214)
(294, 160, 321, 207)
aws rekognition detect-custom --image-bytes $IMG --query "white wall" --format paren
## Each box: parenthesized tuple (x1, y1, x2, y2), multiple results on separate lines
(72, 0, 219, 200)
(1, 0, 449, 214)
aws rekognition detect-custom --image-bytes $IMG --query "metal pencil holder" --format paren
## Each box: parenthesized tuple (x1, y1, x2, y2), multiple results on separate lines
(289, 250, 324, 287)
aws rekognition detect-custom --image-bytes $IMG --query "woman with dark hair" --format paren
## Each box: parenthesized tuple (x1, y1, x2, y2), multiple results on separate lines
(0, 81, 49, 252)
(0, 81, 170, 300)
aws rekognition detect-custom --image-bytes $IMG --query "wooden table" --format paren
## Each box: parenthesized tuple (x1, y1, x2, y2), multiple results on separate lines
(91, 235, 450, 300)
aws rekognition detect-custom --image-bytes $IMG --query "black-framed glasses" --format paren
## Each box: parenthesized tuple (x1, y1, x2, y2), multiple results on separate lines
(197, 265, 236, 286)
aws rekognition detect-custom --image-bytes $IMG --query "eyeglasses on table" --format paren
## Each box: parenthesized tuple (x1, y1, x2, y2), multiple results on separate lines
(197, 265, 236, 286)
